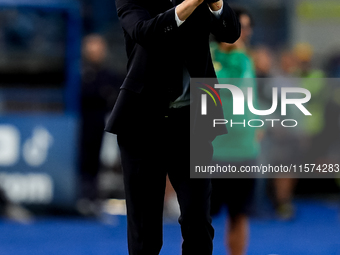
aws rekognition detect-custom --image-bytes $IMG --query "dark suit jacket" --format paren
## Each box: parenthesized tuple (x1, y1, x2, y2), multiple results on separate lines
(105, 0, 240, 136)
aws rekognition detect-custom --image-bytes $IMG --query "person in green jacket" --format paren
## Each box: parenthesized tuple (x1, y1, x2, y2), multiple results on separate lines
(210, 6, 261, 255)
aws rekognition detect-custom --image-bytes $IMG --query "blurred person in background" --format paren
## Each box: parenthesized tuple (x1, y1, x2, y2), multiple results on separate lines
(250, 46, 276, 219)
(77, 34, 121, 216)
(294, 43, 323, 79)
(252, 46, 273, 79)
(252, 46, 274, 108)
(267, 44, 328, 219)
(293, 43, 330, 163)
(104, 0, 241, 254)
(269, 49, 300, 220)
(280, 50, 298, 77)
(293, 43, 340, 200)
(210, 6, 261, 255)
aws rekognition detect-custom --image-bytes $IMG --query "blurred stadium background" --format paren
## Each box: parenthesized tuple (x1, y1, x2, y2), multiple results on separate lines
(0, 0, 340, 254)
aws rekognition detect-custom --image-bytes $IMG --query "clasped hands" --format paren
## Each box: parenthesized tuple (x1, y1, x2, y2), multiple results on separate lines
(176, 0, 223, 21)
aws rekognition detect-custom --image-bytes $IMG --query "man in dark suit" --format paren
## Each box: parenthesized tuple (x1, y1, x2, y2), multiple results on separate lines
(105, 0, 240, 254)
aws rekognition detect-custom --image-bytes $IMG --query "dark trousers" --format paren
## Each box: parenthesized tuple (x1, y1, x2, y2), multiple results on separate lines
(117, 106, 214, 255)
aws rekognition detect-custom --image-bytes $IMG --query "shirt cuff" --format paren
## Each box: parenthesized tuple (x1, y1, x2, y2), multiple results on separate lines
(209, 1, 223, 18)
(175, 6, 185, 27)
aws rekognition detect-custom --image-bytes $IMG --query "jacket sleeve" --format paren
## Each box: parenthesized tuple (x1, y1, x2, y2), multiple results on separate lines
(210, 0, 241, 43)
(116, 0, 179, 48)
